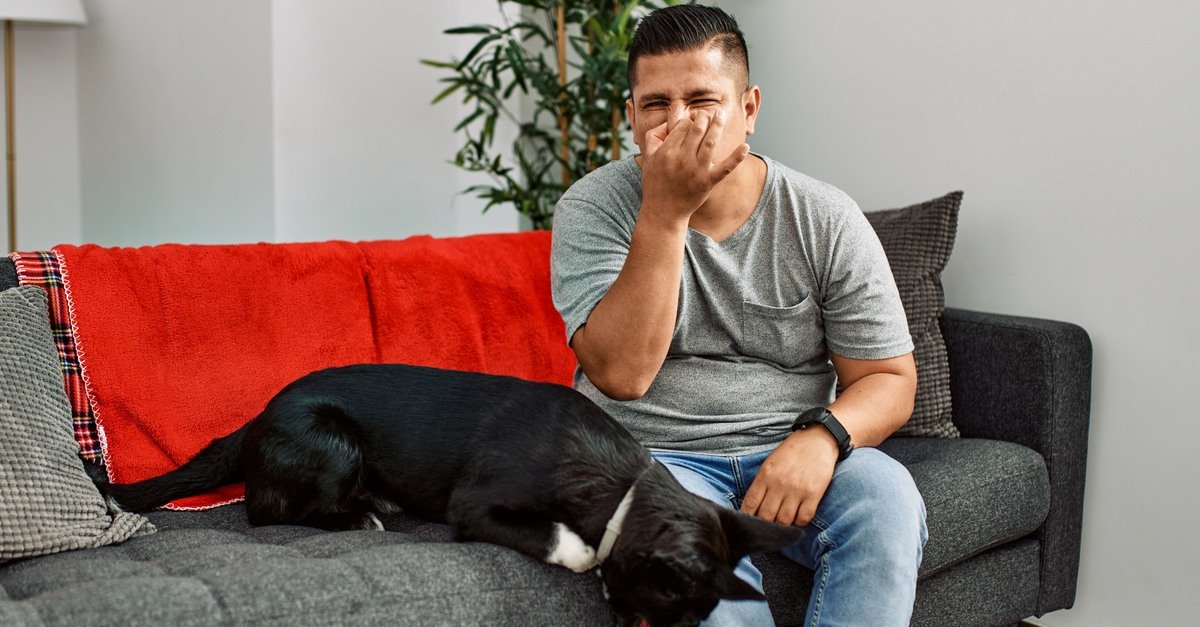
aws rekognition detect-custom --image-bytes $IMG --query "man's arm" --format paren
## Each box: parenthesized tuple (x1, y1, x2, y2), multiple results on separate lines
(826, 350, 918, 448)
(570, 213, 689, 400)
(572, 111, 748, 400)
(740, 351, 917, 527)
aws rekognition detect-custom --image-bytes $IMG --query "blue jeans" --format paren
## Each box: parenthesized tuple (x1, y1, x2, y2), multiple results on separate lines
(651, 446, 927, 626)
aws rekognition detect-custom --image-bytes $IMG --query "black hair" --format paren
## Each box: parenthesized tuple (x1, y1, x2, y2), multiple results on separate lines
(627, 4, 749, 91)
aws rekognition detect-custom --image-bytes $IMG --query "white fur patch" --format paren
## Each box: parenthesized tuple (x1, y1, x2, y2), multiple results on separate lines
(365, 512, 384, 531)
(546, 523, 597, 573)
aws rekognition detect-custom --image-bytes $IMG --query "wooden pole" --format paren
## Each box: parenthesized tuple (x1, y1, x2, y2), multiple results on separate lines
(556, 4, 570, 187)
(613, 1, 622, 161)
(612, 107, 621, 161)
(5, 20, 15, 254)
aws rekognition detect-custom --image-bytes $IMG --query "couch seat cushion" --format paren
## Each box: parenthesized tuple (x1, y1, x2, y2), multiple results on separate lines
(0, 506, 611, 626)
(755, 437, 1050, 623)
(878, 436, 1050, 577)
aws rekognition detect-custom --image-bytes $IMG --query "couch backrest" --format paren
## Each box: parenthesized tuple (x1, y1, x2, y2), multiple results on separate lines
(36, 230, 577, 500)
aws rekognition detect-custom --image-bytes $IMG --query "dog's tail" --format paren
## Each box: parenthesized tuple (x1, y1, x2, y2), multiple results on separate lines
(99, 421, 252, 512)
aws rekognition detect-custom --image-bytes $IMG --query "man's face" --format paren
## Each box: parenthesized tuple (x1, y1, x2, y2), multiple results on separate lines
(626, 46, 760, 161)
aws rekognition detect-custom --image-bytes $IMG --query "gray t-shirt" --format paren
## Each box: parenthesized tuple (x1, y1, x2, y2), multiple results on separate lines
(550, 154, 913, 455)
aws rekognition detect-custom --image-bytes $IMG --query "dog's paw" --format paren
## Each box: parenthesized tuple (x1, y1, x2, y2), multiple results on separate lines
(361, 512, 384, 531)
(546, 522, 597, 573)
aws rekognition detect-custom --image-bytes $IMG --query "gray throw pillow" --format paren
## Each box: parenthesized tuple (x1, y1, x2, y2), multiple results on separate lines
(1, 286, 153, 563)
(865, 191, 962, 438)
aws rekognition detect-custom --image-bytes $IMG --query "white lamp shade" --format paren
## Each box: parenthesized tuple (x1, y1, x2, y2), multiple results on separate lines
(0, 0, 86, 25)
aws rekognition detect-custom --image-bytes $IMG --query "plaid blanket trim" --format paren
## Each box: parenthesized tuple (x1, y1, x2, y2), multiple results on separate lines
(11, 250, 103, 465)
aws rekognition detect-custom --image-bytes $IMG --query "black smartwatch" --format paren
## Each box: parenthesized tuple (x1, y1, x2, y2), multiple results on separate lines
(791, 407, 854, 461)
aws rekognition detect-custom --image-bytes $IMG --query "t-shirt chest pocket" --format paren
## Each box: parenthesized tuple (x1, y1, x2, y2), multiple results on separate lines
(739, 294, 827, 369)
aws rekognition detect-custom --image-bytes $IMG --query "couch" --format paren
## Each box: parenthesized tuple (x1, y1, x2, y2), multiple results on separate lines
(0, 232, 1091, 626)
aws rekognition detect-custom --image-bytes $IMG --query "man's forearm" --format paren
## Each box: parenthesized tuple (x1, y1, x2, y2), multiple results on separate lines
(826, 371, 917, 449)
(571, 210, 689, 400)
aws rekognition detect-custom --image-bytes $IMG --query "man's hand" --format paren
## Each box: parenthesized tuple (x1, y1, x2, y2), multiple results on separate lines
(640, 110, 750, 225)
(740, 427, 840, 527)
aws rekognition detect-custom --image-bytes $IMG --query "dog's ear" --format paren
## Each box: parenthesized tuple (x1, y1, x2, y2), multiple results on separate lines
(717, 507, 806, 561)
(714, 568, 767, 601)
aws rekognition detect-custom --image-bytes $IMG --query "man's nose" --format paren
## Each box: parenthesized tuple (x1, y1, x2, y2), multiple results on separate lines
(667, 104, 690, 130)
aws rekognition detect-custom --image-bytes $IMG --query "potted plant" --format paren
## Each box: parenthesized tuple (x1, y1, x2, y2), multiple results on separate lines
(423, 0, 681, 229)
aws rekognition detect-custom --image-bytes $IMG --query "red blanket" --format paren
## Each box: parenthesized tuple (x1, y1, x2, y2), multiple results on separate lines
(55, 231, 575, 509)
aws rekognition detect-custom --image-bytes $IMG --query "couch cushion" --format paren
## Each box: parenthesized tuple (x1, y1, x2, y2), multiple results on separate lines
(0, 505, 611, 625)
(0, 286, 154, 564)
(865, 191, 962, 438)
(6, 253, 101, 467)
(754, 437, 1048, 623)
(877, 436, 1050, 576)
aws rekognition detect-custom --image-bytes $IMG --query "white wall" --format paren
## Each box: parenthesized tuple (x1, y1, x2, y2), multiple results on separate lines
(271, 0, 518, 243)
(76, 0, 275, 246)
(0, 23, 83, 251)
(11, 0, 519, 250)
(721, 1, 1199, 624)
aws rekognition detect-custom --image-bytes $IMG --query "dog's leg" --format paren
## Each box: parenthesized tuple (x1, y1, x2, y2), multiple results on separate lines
(302, 510, 384, 531)
(545, 522, 599, 572)
(447, 495, 597, 572)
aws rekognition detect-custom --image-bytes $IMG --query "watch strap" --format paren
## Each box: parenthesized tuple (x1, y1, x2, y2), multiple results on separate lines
(792, 407, 854, 461)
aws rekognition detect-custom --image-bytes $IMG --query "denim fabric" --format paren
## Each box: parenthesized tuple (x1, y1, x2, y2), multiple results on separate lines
(652, 446, 927, 626)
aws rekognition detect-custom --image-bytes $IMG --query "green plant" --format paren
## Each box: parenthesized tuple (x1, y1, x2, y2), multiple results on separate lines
(423, 0, 682, 229)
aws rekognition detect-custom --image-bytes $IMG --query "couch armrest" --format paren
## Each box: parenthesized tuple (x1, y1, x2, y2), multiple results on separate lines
(1, 257, 16, 291)
(940, 307, 1092, 616)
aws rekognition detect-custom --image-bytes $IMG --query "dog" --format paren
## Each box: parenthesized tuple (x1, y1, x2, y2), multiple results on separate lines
(103, 363, 805, 626)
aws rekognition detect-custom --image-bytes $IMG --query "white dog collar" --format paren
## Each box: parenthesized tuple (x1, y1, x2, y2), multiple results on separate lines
(596, 464, 654, 564)
(596, 485, 636, 564)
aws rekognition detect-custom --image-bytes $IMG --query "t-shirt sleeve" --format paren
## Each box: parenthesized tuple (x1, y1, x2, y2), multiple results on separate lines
(550, 195, 633, 346)
(820, 198, 914, 360)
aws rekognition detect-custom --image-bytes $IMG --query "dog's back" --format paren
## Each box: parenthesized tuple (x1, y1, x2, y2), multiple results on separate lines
(108, 363, 615, 528)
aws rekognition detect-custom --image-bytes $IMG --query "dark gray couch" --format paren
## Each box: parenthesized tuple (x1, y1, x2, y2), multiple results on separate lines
(0, 258, 1091, 626)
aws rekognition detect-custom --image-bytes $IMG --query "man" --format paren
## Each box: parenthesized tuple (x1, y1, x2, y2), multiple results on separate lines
(550, 5, 926, 625)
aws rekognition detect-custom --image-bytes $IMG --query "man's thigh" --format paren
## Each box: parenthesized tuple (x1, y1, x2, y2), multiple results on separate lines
(650, 451, 738, 510)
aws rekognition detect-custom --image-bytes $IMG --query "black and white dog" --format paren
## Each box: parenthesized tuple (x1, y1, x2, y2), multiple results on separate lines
(104, 364, 804, 626)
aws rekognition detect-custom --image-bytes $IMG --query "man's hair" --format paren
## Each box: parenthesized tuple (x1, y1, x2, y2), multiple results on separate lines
(627, 4, 749, 91)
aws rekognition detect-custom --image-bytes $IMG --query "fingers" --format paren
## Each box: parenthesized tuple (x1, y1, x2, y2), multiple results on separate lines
(747, 489, 813, 527)
(741, 480, 766, 516)
(695, 110, 724, 165)
(757, 489, 784, 524)
(683, 110, 711, 155)
(709, 142, 751, 186)
(643, 121, 669, 157)
(774, 495, 803, 527)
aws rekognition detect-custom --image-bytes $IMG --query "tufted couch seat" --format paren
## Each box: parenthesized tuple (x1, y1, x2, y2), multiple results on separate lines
(0, 507, 609, 625)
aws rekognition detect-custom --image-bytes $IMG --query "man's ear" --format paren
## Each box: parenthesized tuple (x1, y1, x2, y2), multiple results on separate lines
(741, 85, 761, 136)
(718, 507, 805, 562)
(714, 568, 767, 601)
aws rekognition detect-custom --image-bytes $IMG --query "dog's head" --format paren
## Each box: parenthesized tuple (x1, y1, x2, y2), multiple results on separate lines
(599, 473, 806, 626)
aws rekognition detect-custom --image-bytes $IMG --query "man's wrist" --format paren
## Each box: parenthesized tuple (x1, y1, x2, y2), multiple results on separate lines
(636, 202, 691, 235)
(787, 424, 840, 457)
(791, 407, 855, 461)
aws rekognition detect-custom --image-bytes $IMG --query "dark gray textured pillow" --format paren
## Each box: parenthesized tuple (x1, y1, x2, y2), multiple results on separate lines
(865, 191, 962, 438)
(0, 286, 153, 563)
